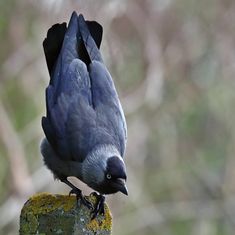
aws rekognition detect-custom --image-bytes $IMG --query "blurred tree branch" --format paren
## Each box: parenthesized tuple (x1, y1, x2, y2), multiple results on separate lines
(0, 101, 33, 196)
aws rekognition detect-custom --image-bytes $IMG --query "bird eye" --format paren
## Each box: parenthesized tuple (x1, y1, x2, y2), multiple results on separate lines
(106, 174, 112, 179)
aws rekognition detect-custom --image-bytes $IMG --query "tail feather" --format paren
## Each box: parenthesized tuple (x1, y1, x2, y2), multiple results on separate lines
(78, 14, 103, 63)
(86, 21, 103, 49)
(43, 23, 67, 77)
(43, 12, 103, 77)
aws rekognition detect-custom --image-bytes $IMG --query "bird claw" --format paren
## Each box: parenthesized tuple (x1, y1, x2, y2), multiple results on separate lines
(69, 188, 94, 210)
(66, 185, 105, 219)
(91, 194, 105, 220)
(81, 196, 94, 210)
(90, 191, 98, 197)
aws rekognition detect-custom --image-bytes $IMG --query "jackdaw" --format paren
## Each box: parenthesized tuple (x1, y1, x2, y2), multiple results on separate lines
(40, 11, 128, 218)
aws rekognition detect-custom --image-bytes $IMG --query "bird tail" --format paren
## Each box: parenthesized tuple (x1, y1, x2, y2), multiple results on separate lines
(60, 12, 103, 68)
(43, 11, 103, 77)
(78, 14, 103, 64)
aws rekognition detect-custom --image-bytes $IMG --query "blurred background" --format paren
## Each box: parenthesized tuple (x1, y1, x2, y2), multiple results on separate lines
(1, 0, 235, 234)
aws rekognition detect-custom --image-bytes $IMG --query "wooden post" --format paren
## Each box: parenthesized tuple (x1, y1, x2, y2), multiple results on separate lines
(19, 192, 112, 235)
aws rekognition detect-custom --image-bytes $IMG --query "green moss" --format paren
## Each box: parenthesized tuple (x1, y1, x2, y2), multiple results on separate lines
(20, 211, 38, 234)
(20, 192, 112, 234)
(20, 193, 77, 234)
(86, 194, 112, 232)
(86, 208, 112, 232)
(21, 192, 76, 217)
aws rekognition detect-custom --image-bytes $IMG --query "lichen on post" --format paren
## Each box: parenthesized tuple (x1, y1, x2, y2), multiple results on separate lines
(19, 192, 112, 235)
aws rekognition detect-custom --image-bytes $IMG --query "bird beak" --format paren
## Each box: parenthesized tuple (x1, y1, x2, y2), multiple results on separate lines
(116, 178, 128, 196)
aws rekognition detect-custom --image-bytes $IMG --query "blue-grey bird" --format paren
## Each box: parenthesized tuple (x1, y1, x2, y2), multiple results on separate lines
(40, 11, 128, 217)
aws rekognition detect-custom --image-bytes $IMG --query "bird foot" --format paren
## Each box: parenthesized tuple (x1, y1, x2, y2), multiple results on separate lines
(69, 188, 94, 210)
(90, 193, 105, 220)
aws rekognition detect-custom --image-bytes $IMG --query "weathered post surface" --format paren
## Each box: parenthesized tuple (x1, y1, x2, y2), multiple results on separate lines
(19, 192, 112, 235)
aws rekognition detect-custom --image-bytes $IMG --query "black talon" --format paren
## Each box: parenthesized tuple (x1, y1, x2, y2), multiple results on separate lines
(61, 178, 93, 210)
(90, 191, 98, 197)
(69, 188, 93, 210)
(91, 194, 105, 220)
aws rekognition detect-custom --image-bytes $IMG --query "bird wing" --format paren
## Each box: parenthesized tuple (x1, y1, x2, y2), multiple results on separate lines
(89, 61, 127, 157)
(66, 14, 127, 160)
(78, 15, 127, 157)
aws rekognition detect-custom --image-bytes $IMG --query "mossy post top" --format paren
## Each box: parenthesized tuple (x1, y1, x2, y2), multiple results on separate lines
(20, 193, 112, 235)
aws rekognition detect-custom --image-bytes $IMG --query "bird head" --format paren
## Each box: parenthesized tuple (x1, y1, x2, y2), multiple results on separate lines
(101, 156, 128, 195)
(82, 145, 128, 195)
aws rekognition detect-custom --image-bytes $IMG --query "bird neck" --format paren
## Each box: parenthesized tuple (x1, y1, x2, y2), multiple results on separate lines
(81, 144, 121, 185)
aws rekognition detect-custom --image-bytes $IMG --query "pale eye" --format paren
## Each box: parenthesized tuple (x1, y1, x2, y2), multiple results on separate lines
(106, 174, 112, 180)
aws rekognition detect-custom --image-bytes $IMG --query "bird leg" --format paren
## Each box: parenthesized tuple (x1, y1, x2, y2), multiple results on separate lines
(90, 192, 105, 220)
(61, 178, 93, 210)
